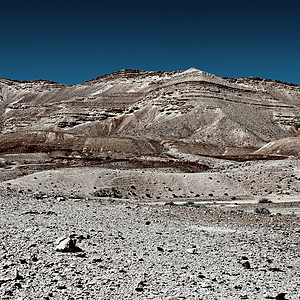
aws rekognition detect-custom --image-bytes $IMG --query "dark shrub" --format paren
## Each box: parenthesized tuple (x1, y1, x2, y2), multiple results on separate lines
(254, 207, 271, 215)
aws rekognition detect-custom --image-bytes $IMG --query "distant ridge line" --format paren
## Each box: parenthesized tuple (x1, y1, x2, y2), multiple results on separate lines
(1, 68, 299, 87)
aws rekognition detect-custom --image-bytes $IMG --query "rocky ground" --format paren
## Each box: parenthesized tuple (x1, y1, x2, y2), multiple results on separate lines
(0, 186, 299, 300)
(0, 153, 299, 299)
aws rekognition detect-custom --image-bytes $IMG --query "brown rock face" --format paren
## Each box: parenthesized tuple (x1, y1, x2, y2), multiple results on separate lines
(255, 137, 300, 157)
(1, 68, 300, 160)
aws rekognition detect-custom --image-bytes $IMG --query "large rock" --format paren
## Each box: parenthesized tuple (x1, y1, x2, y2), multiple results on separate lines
(55, 237, 82, 253)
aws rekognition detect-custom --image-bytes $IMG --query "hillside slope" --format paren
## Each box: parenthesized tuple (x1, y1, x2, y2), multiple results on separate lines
(1, 68, 300, 160)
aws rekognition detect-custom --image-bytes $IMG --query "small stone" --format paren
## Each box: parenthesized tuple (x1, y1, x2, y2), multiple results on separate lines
(242, 261, 251, 269)
(14, 282, 22, 289)
(234, 285, 242, 290)
(0, 269, 22, 283)
(19, 258, 27, 264)
(145, 221, 151, 225)
(186, 248, 198, 254)
(181, 265, 188, 269)
(57, 285, 67, 289)
(31, 254, 38, 262)
(157, 247, 164, 252)
(275, 293, 287, 300)
(135, 281, 146, 292)
(138, 280, 146, 286)
(76, 252, 86, 258)
(119, 269, 126, 273)
(91, 258, 102, 263)
(269, 267, 283, 272)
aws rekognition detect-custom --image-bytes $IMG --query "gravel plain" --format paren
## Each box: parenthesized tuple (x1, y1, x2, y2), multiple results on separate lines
(0, 187, 299, 300)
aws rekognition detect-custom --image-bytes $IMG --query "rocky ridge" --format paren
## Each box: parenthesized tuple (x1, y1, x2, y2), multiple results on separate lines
(1, 68, 300, 161)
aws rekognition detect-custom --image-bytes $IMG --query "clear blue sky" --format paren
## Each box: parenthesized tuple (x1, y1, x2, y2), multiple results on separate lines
(1, 0, 299, 85)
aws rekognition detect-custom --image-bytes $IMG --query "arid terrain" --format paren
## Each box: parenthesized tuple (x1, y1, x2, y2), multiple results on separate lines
(0, 68, 299, 299)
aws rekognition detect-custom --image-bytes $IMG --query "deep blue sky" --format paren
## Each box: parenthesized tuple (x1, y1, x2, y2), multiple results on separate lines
(1, 0, 299, 85)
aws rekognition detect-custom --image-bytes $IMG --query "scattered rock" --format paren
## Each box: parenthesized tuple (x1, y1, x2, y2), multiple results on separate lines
(138, 280, 146, 286)
(19, 258, 27, 264)
(269, 267, 284, 272)
(91, 258, 102, 263)
(55, 237, 82, 253)
(242, 261, 251, 269)
(76, 252, 87, 258)
(0, 269, 22, 283)
(275, 293, 288, 300)
(186, 248, 198, 254)
(31, 254, 38, 262)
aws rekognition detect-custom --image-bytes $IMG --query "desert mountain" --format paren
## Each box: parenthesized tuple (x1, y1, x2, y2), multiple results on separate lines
(1, 68, 300, 160)
(1, 70, 299, 300)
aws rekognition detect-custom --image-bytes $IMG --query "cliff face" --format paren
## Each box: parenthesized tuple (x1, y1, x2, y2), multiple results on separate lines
(1, 68, 300, 159)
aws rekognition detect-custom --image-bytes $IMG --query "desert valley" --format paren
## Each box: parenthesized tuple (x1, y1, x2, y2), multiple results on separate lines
(0, 68, 299, 299)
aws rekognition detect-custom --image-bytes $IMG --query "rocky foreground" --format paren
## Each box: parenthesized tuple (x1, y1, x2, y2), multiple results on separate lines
(0, 188, 299, 300)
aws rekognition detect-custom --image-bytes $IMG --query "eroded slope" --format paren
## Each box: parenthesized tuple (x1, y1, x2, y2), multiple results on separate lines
(1, 68, 300, 161)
